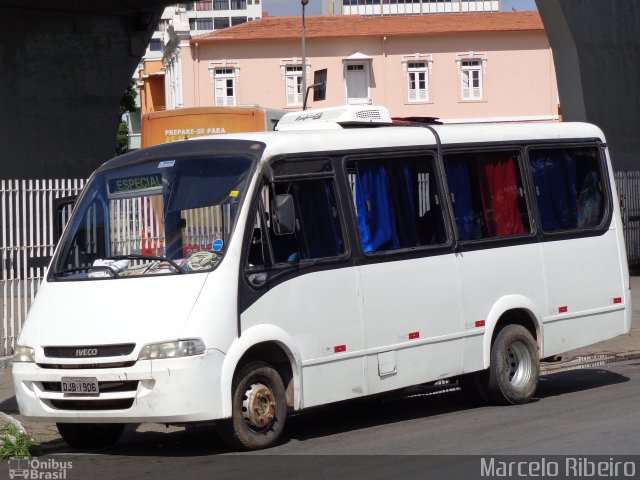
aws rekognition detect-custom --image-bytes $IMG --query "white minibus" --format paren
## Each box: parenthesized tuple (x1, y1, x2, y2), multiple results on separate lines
(12, 105, 631, 450)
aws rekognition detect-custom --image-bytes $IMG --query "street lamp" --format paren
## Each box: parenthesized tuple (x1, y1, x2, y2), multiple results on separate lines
(301, 0, 309, 109)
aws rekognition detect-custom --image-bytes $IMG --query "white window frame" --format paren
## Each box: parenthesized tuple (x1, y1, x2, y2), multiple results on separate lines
(407, 63, 428, 102)
(285, 65, 303, 107)
(214, 67, 236, 106)
(280, 58, 309, 108)
(344, 61, 371, 105)
(456, 52, 487, 101)
(402, 53, 433, 103)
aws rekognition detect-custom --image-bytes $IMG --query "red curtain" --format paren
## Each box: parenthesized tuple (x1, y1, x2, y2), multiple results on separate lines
(478, 154, 525, 237)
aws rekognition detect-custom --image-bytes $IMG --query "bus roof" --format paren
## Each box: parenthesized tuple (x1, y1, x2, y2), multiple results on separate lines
(200, 121, 606, 160)
(103, 121, 606, 172)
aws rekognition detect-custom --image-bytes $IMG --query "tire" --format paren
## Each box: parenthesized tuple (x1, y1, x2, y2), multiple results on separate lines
(218, 361, 287, 450)
(56, 423, 125, 450)
(458, 369, 490, 405)
(487, 324, 539, 405)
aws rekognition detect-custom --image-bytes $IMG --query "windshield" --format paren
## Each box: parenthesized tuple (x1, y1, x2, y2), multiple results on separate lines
(53, 155, 254, 280)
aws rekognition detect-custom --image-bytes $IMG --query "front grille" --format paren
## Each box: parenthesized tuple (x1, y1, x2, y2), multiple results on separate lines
(41, 381, 139, 393)
(44, 344, 135, 358)
(49, 399, 134, 410)
(37, 361, 136, 370)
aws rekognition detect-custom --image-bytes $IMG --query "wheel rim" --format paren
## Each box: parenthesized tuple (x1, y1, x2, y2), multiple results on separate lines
(504, 340, 532, 388)
(242, 382, 276, 430)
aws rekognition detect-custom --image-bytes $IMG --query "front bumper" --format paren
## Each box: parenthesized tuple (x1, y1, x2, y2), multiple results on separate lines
(12, 349, 226, 423)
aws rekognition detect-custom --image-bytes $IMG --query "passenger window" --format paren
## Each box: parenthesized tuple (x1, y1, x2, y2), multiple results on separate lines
(348, 155, 446, 253)
(529, 147, 605, 232)
(247, 178, 345, 268)
(444, 151, 530, 241)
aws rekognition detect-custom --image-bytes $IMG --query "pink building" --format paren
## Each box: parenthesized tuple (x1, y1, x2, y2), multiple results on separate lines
(164, 12, 559, 123)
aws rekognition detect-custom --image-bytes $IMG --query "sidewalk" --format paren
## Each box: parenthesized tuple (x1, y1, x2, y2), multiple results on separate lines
(1, 277, 639, 448)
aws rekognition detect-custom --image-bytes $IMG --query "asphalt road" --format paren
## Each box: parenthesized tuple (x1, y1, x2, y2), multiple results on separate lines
(13, 361, 639, 480)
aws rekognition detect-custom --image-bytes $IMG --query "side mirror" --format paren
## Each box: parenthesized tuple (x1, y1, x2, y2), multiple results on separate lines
(273, 194, 295, 235)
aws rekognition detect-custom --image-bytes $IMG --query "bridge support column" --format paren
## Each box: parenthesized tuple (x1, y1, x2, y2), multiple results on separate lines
(537, 0, 640, 170)
(0, 5, 161, 178)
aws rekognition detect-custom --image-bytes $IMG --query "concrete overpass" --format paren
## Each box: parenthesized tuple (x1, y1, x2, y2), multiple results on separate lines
(0, 1, 170, 178)
(0, 0, 639, 177)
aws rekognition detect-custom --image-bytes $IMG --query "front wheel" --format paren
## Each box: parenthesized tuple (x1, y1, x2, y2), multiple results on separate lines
(218, 361, 287, 450)
(56, 423, 125, 450)
(487, 324, 539, 405)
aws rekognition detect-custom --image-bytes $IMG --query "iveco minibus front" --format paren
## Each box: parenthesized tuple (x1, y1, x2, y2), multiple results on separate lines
(12, 139, 265, 449)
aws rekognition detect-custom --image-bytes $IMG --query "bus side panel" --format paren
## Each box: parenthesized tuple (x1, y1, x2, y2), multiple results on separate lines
(542, 310, 628, 358)
(239, 267, 366, 409)
(457, 244, 546, 370)
(357, 255, 463, 395)
(541, 230, 627, 356)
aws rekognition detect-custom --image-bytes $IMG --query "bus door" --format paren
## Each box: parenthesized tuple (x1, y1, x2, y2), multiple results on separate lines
(240, 164, 365, 408)
(347, 153, 463, 394)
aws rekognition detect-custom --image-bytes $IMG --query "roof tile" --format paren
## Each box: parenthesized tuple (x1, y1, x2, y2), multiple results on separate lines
(192, 12, 543, 43)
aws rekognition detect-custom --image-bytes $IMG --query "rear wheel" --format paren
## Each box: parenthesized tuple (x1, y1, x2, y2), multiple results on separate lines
(487, 324, 539, 405)
(218, 361, 287, 450)
(56, 423, 124, 450)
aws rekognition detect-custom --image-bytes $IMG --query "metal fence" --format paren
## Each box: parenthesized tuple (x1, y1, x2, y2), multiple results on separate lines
(614, 171, 640, 268)
(0, 179, 86, 356)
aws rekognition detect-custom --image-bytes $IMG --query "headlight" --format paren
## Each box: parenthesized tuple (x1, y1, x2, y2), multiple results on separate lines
(13, 346, 35, 363)
(138, 339, 206, 360)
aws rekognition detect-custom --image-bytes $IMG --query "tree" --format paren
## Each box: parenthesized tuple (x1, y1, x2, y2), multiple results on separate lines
(116, 80, 138, 155)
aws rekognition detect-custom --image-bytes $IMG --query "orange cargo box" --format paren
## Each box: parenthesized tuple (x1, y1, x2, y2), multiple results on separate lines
(141, 106, 285, 148)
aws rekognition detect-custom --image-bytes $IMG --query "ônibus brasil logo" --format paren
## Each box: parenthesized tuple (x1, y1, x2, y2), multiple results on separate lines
(8, 458, 72, 479)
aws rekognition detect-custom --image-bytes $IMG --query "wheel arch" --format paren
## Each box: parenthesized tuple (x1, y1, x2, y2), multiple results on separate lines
(482, 295, 543, 369)
(221, 325, 303, 418)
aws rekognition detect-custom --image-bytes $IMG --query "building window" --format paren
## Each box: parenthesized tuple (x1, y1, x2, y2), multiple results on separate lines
(189, 17, 213, 30)
(230, 0, 247, 9)
(149, 39, 162, 51)
(231, 16, 247, 26)
(214, 68, 236, 106)
(460, 59, 482, 100)
(345, 63, 370, 105)
(214, 17, 230, 29)
(285, 66, 303, 106)
(407, 62, 428, 102)
(178, 2, 195, 11)
(195, 0, 212, 10)
(213, 0, 229, 9)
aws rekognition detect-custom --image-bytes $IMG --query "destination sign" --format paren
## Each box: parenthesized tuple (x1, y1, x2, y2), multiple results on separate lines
(108, 174, 163, 195)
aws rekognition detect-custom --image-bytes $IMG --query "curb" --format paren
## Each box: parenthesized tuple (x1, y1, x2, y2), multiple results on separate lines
(0, 411, 26, 435)
(541, 350, 640, 374)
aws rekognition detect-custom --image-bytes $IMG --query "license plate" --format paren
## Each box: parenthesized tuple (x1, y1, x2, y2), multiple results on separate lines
(61, 377, 99, 395)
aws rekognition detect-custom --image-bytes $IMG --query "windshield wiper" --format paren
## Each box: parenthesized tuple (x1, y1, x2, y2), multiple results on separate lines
(108, 254, 184, 274)
(53, 266, 117, 278)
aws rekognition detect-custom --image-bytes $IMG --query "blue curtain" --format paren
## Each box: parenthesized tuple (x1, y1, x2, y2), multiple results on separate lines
(355, 162, 400, 252)
(529, 152, 578, 231)
(393, 163, 419, 248)
(295, 181, 343, 259)
(445, 158, 481, 240)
